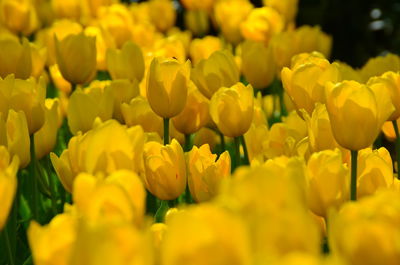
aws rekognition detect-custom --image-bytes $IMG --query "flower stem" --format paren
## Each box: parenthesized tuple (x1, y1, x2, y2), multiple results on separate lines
(240, 135, 250, 165)
(350, 150, 358, 201)
(392, 120, 400, 178)
(1, 225, 15, 265)
(234, 136, 241, 170)
(184, 134, 192, 152)
(163, 118, 170, 145)
(29, 135, 39, 220)
(219, 132, 225, 154)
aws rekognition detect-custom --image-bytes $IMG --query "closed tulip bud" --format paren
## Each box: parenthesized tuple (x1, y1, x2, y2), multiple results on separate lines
(0, 75, 46, 134)
(367, 71, 400, 121)
(161, 204, 251, 265)
(184, 10, 209, 37)
(240, 7, 284, 44)
(143, 139, 186, 200)
(325, 80, 395, 150)
(189, 36, 222, 65)
(356, 147, 394, 198)
(294, 26, 332, 59)
(360, 53, 400, 82)
(282, 52, 341, 115)
(148, 0, 176, 33)
(5, 110, 31, 168)
(0, 146, 19, 230)
(34, 99, 60, 160)
(51, 0, 81, 20)
(187, 144, 231, 202)
(0, 38, 32, 79)
(109, 79, 140, 122)
(121, 96, 163, 137)
(172, 82, 210, 135)
(329, 190, 400, 265)
(73, 170, 146, 225)
(147, 57, 191, 118)
(51, 120, 145, 192)
(192, 50, 240, 99)
(67, 84, 114, 135)
(28, 213, 77, 265)
(263, 0, 299, 25)
(241, 40, 276, 89)
(55, 32, 97, 85)
(0, 0, 31, 33)
(306, 149, 348, 218)
(210, 82, 254, 137)
(214, 0, 253, 44)
(106, 41, 145, 82)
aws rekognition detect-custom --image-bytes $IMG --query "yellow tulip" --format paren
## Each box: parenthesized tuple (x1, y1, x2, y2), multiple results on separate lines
(184, 10, 209, 36)
(187, 144, 231, 202)
(360, 53, 400, 82)
(148, 0, 176, 33)
(357, 147, 394, 198)
(214, 0, 253, 44)
(142, 139, 186, 200)
(34, 99, 60, 160)
(306, 149, 348, 218)
(0, 38, 32, 79)
(161, 204, 251, 265)
(49, 64, 72, 94)
(191, 50, 239, 99)
(294, 26, 332, 59)
(146, 57, 191, 118)
(263, 0, 299, 25)
(73, 170, 146, 225)
(210, 82, 254, 137)
(51, 0, 81, 20)
(67, 84, 114, 135)
(180, 0, 215, 11)
(28, 212, 77, 265)
(109, 79, 140, 122)
(55, 32, 97, 85)
(0, 75, 46, 134)
(367, 71, 400, 121)
(329, 190, 400, 265)
(30, 42, 47, 78)
(325, 80, 394, 150)
(121, 96, 163, 137)
(241, 40, 276, 89)
(106, 41, 145, 82)
(240, 7, 284, 44)
(84, 25, 116, 71)
(244, 123, 269, 163)
(281, 52, 341, 115)
(382, 119, 400, 142)
(189, 36, 222, 65)
(0, 146, 19, 230)
(86, 0, 118, 17)
(172, 81, 210, 135)
(335, 61, 363, 83)
(0, 0, 31, 34)
(51, 120, 145, 192)
(193, 127, 219, 150)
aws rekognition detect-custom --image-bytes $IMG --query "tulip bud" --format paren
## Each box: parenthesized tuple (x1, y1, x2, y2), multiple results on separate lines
(0, 146, 19, 230)
(143, 139, 186, 200)
(210, 82, 254, 137)
(148, 0, 176, 33)
(55, 32, 97, 85)
(263, 0, 299, 25)
(306, 149, 348, 218)
(147, 57, 191, 118)
(106, 41, 145, 82)
(241, 40, 276, 89)
(325, 80, 395, 150)
(172, 82, 210, 135)
(360, 53, 400, 82)
(240, 7, 284, 44)
(189, 36, 222, 65)
(244, 123, 269, 163)
(184, 10, 209, 37)
(191, 50, 239, 99)
(0, 38, 32, 79)
(0, 0, 31, 34)
(187, 144, 231, 202)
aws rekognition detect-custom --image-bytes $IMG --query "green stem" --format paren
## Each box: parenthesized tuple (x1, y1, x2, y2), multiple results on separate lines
(2, 225, 15, 265)
(29, 135, 39, 220)
(42, 158, 58, 215)
(392, 120, 400, 178)
(234, 136, 241, 170)
(240, 135, 250, 165)
(154, 200, 169, 223)
(163, 118, 170, 145)
(219, 132, 225, 153)
(184, 134, 192, 152)
(350, 150, 358, 201)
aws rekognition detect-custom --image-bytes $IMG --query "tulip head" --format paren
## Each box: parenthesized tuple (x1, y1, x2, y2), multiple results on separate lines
(143, 139, 186, 200)
(0, 38, 32, 79)
(210, 82, 254, 137)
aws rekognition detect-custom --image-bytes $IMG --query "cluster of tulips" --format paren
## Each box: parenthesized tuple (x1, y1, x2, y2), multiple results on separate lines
(1, 0, 400, 264)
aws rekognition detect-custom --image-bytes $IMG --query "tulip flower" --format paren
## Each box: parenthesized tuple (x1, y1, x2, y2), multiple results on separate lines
(360, 53, 400, 82)
(0, 0, 32, 34)
(84, 25, 116, 71)
(106, 41, 145, 82)
(142, 139, 186, 200)
(241, 40, 276, 89)
(147, 57, 191, 144)
(0, 146, 19, 230)
(0, 38, 32, 79)
(189, 36, 222, 65)
(55, 32, 97, 86)
(191, 50, 240, 99)
(187, 144, 231, 202)
(325, 80, 395, 200)
(184, 10, 209, 37)
(263, 0, 299, 25)
(148, 0, 176, 33)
